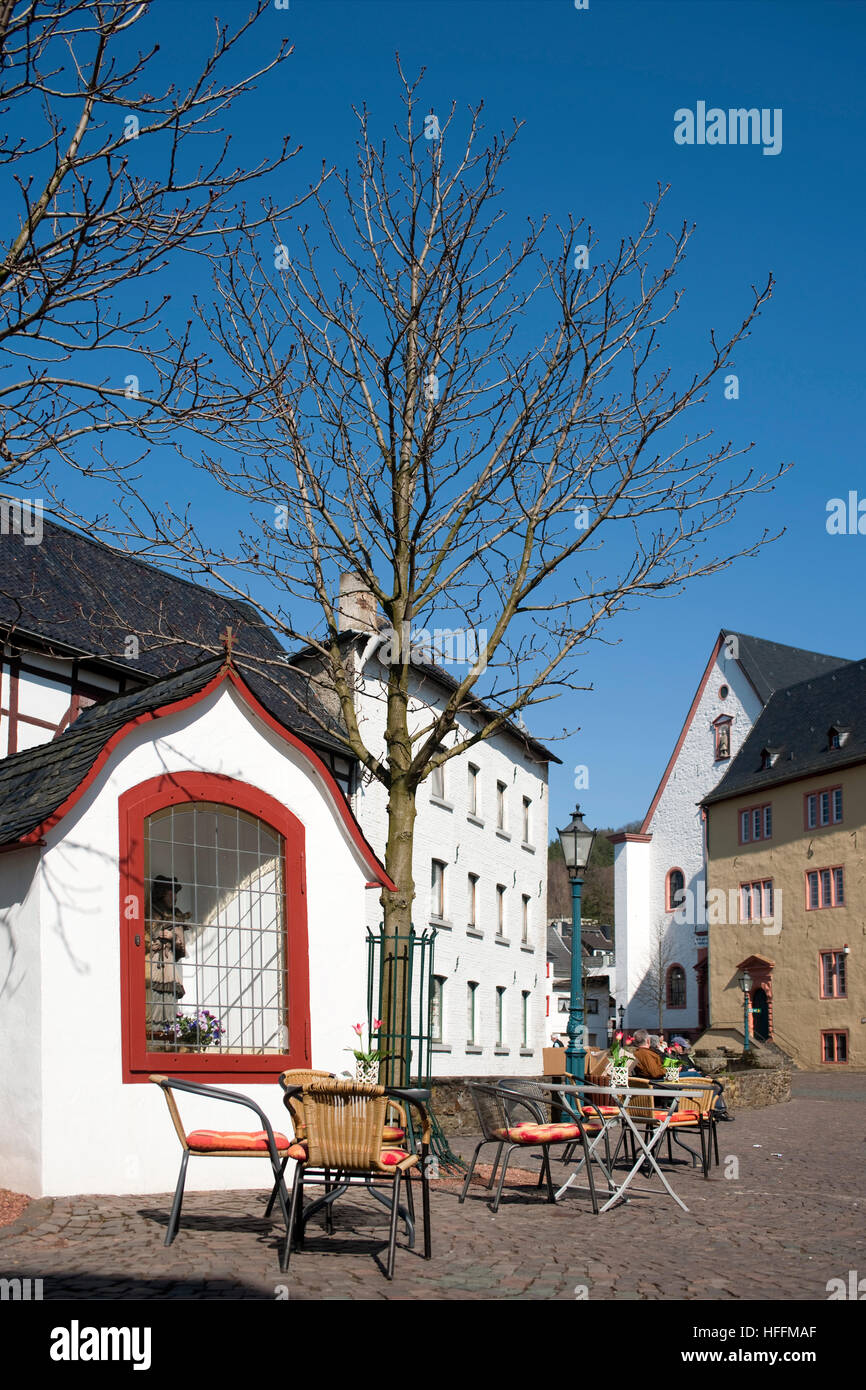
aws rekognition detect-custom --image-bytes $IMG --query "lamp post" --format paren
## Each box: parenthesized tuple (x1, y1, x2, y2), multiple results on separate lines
(738, 969, 753, 1051)
(618, 1004, 625, 1032)
(557, 805, 596, 1083)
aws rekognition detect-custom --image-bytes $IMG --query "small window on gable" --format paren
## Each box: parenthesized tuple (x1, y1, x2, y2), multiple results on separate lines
(666, 868, 686, 912)
(760, 747, 780, 770)
(828, 726, 850, 750)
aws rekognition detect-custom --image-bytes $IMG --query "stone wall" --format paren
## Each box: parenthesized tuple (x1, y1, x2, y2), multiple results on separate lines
(429, 1067, 791, 1134)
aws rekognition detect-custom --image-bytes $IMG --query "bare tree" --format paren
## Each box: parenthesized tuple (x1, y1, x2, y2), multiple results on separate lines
(634, 921, 678, 1035)
(0, 0, 325, 486)
(62, 67, 786, 1077)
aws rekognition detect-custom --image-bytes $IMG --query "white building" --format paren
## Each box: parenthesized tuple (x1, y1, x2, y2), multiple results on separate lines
(545, 921, 615, 1051)
(612, 631, 851, 1038)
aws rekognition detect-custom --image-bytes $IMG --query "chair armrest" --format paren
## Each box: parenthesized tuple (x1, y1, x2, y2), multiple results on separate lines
(384, 1089, 431, 1146)
(149, 1074, 285, 1157)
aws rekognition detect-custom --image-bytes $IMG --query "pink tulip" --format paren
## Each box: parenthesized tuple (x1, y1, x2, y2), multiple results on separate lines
(373, 1018, 383, 1030)
(352, 1023, 363, 1036)
(615, 1031, 623, 1041)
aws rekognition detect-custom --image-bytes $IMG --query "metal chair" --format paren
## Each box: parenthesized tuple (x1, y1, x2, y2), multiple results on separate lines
(459, 1082, 600, 1213)
(619, 1077, 712, 1177)
(280, 1078, 432, 1281)
(149, 1073, 292, 1248)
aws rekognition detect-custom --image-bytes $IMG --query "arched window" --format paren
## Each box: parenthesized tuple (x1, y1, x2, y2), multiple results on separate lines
(666, 868, 686, 912)
(119, 772, 310, 1082)
(666, 965, 687, 1009)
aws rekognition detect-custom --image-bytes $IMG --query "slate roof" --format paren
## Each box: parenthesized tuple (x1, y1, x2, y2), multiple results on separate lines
(704, 657, 866, 806)
(0, 658, 223, 846)
(0, 520, 347, 754)
(723, 630, 851, 705)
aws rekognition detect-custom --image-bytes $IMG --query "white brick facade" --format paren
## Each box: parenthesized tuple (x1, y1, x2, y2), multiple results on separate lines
(352, 652, 550, 1076)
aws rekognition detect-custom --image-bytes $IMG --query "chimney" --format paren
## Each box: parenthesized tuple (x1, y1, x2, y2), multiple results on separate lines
(337, 573, 379, 633)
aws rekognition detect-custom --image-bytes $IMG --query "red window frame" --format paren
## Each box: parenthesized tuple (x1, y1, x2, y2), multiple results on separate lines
(819, 950, 848, 999)
(119, 772, 310, 1083)
(804, 785, 843, 830)
(739, 879, 774, 923)
(666, 867, 686, 912)
(821, 1030, 848, 1064)
(805, 866, 845, 910)
(666, 963, 687, 1009)
(738, 803, 772, 845)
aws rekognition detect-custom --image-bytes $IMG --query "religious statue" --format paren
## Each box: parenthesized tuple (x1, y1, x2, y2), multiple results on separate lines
(145, 875, 191, 1041)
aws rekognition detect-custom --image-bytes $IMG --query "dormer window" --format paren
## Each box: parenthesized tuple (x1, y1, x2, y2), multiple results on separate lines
(760, 747, 780, 770)
(828, 726, 850, 750)
(713, 715, 732, 761)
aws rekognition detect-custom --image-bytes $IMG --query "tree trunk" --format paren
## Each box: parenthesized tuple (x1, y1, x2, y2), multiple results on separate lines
(379, 775, 417, 1086)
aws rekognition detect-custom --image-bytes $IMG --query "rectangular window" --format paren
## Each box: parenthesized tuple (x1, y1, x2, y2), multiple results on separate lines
(806, 866, 845, 909)
(495, 986, 505, 1047)
(496, 884, 506, 937)
(739, 879, 774, 923)
(521, 990, 530, 1049)
(496, 781, 507, 830)
(431, 859, 446, 919)
(467, 982, 478, 1044)
(805, 786, 843, 829)
(467, 872, 479, 929)
(522, 796, 531, 843)
(430, 976, 445, 1043)
(431, 764, 445, 800)
(586, 997, 599, 1015)
(821, 1030, 848, 1063)
(521, 893, 530, 944)
(468, 763, 479, 816)
(739, 803, 772, 844)
(820, 951, 847, 999)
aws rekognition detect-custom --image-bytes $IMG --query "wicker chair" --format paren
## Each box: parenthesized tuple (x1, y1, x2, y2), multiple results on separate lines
(460, 1082, 601, 1214)
(280, 1079, 432, 1281)
(149, 1074, 292, 1248)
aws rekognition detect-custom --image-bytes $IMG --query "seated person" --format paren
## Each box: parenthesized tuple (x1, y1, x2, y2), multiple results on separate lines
(630, 1029, 666, 1080)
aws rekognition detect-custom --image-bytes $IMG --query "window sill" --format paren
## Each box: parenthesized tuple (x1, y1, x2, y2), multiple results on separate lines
(466, 1044, 484, 1054)
(429, 796, 454, 812)
(495, 829, 511, 842)
(519, 1049, 534, 1057)
(495, 935, 510, 946)
(431, 1043, 451, 1053)
(466, 927, 484, 938)
(520, 943, 534, 953)
(494, 1047, 510, 1056)
(521, 842, 536, 854)
(429, 916, 452, 931)
(467, 814, 485, 828)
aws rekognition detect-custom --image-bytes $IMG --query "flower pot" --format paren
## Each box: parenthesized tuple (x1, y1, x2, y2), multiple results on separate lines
(609, 1064, 630, 1088)
(663, 1066, 682, 1083)
(355, 1059, 379, 1086)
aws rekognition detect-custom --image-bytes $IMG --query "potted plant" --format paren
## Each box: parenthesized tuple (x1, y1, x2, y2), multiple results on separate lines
(608, 1032, 632, 1088)
(163, 1009, 225, 1051)
(662, 1045, 682, 1083)
(347, 1020, 388, 1084)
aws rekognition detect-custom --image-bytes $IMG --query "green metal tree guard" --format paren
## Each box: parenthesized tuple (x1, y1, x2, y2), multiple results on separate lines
(366, 924, 465, 1173)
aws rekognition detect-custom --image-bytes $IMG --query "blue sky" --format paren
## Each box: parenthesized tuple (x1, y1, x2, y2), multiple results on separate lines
(39, 0, 866, 834)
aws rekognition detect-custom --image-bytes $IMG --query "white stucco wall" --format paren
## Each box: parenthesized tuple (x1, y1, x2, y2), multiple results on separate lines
(0, 847, 43, 1194)
(618, 645, 763, 1032)
(352, 655, 549, 1076)
(0, 683, 378, 1196)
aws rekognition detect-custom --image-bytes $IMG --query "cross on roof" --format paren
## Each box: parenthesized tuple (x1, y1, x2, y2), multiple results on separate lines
(220, 625, 236, 664)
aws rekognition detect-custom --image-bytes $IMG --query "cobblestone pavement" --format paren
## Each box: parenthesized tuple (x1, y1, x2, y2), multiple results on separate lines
(1, 1075, 863, 1301)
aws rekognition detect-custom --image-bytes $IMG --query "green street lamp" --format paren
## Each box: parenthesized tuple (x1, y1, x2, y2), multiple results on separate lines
(557, 805, 596, 1082)
(738, 969, 753, 1051)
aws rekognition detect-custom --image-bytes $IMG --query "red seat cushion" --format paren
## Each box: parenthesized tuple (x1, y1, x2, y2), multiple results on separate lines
(492, 1122, 583, 1144)
(186, 1129, 291, 1153)
(382, 1126, 406, 1142)
(281, 1143, 408, 1167)
(651, 1110, 701, 1125)
(582, 1105, 619, 1116)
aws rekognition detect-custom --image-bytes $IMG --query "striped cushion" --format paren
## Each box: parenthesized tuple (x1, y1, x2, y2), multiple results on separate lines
(286, 1142, 408, 1167)
(186, 1129, 291, 1153)
(651, 1110, 701, 1125)
(383, 1126, 406, 1142)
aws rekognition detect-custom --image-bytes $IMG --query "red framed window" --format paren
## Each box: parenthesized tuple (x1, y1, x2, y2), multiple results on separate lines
(739, 803, 772, 844)
(666, 964, 687, 1009)
(119, 773, 310, 1083)
(806, 867, 845, 910)
(739, 879, 774, 923)
(804, 786, 843, 830)
(821, 1030, 848, 1064)
(819, 950, 847, 999)
(666, 868, 686, 912)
